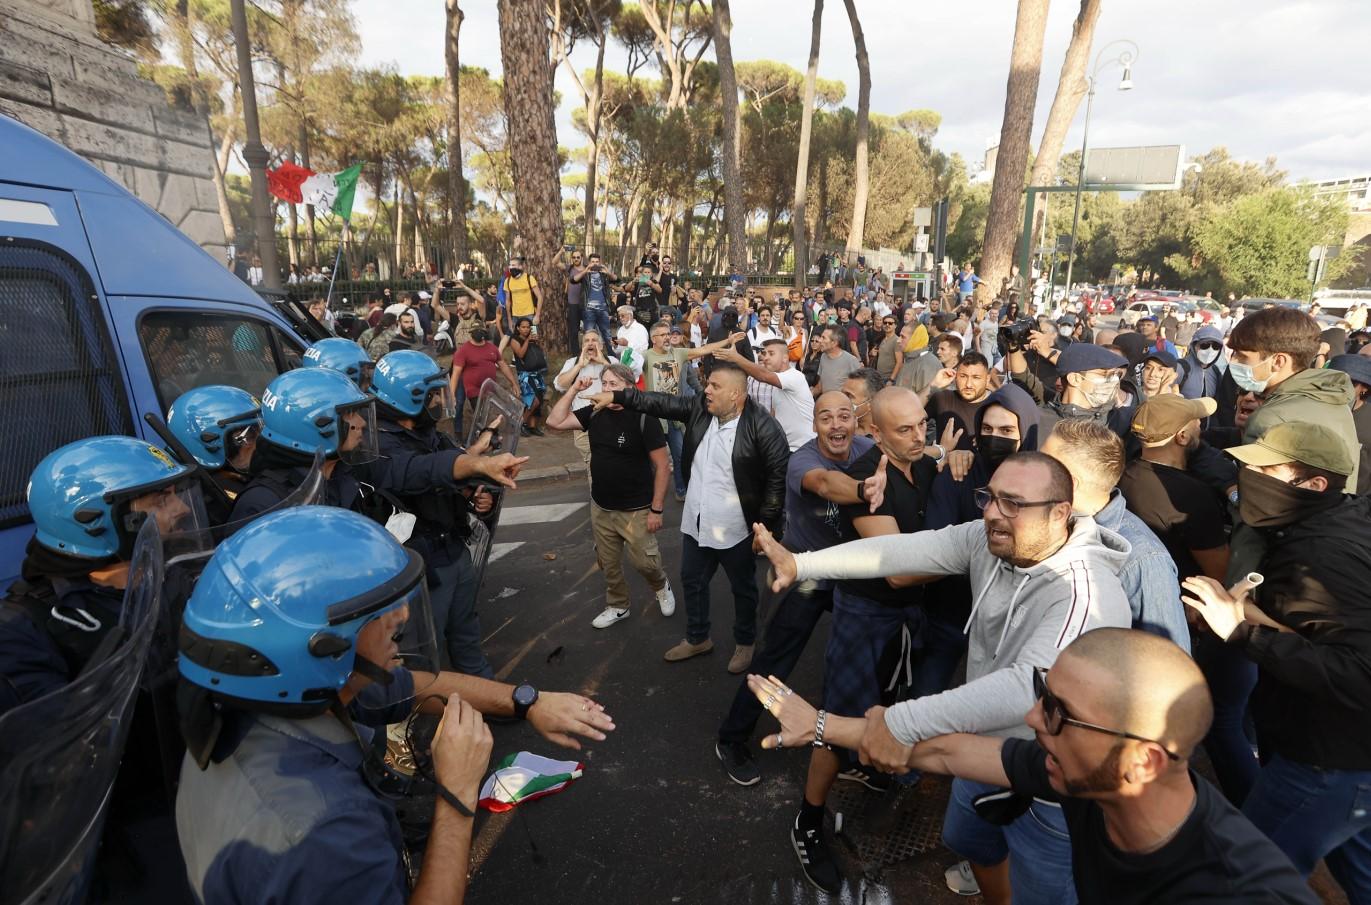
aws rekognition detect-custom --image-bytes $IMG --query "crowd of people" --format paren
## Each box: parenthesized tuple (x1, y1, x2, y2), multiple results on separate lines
(7, 235, 1371, 904)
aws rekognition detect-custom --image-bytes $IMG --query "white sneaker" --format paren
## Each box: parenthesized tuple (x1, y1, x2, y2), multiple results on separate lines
(944, 860, 980, 896)
(656, 585, 676, 616)
(592, 606, 630, 629)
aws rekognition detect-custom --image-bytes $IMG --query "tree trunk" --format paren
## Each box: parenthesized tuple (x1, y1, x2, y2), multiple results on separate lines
(842, 0, 870, 258)
(498, 0, 564, 354)
(679, 202, 694, 272)
(1029, 0, 1100, 252)
(174, 0, 237, 249)
(298, 122, 318, 266)
(583, 35, 606, 250)
(978, 0, 1051, 305)
(445, 0, 470, 276)
(394, 177, 404, 276)
(815, 156, 829, 250)
(713, 0, 746, 275)
(211, 114, 237, 249)
(792, 0, 823, 288)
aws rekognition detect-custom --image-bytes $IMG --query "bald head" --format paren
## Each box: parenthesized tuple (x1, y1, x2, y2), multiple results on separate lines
(1093, 328, 1118, 347)
(1057, 628, 1212, 758)
(870, 385, 921, 431)
(870, 386, 927, 467)
(814, 390, 855, 421)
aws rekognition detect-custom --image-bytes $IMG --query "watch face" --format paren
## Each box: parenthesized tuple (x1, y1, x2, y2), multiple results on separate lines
(513, 684, 538, 707)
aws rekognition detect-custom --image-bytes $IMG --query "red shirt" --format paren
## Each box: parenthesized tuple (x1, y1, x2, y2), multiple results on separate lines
(453, 340, 502, 397)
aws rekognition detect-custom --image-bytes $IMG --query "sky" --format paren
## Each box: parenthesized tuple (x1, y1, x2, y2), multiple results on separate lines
(350, 0, 1371, 183)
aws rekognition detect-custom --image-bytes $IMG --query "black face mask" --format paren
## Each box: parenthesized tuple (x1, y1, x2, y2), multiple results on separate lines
(509, 268, 523, 278)
(978, 435, 1019, 471)
(471, 329, 489, 343)
(1237, 467, 1337, 528)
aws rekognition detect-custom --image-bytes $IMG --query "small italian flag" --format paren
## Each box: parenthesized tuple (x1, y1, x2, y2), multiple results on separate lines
(478, 751, 584, 812)
(267, 161, 363, 221)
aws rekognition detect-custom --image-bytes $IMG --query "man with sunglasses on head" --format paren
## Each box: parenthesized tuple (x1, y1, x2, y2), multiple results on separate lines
(749, 628, 1318, 905)
(753, 450, 1131, 902)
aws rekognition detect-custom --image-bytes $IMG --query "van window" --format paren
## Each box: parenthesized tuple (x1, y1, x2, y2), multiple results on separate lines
(139, 311, 300, 411)
(0, 243, 133, 528)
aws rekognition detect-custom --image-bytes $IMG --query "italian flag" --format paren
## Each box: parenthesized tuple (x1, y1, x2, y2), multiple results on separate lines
(267, 161, 363, 221)
(478, 751, 584, 812)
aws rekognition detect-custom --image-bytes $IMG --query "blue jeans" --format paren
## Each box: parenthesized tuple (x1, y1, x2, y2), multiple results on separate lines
(1243, 754, 1371, 900)
(665, 423, 687, 497)
(943, 778, 1078, 905)
(427, 546, 493, 678)
(718, 583, 832, 744)
(582, 304, 613, 348)
(1194, 633, 1259, 805)
(681, 533, 758, 646)
(911, 602, 969, 699)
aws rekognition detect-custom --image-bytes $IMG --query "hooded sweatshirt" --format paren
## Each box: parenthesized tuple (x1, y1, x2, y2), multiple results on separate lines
(1179, 324, 1226, 400)
(792, 515, 1132, 745)
(1244, 367, 1359, 493)
(927, 383, 1041, 531)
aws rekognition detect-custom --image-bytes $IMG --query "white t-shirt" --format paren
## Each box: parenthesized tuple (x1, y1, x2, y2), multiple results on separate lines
(770, 366, 817, 451)
(616, 320, 649, 358)
(555, 359, 605, 410)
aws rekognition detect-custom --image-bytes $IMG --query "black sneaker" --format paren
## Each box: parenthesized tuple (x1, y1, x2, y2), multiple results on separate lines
(790, 815, 842, 894)
(837, 764, 891, 792)
(715, 741, 761, 786)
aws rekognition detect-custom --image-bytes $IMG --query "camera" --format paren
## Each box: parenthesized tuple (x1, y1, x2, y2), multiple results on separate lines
(997, 318, 1038, 356)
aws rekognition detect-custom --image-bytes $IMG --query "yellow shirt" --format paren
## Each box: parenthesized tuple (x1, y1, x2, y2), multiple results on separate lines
(506, 273, 539, 318)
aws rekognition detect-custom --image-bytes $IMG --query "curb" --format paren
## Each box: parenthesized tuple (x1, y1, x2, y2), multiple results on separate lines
(519, 461, 588, 484)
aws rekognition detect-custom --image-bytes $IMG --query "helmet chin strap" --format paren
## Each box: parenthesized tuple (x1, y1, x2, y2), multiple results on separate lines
(352, 655, 396, 686)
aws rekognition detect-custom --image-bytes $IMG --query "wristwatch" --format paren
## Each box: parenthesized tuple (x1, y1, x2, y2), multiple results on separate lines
(512, 682, 539, 720)
(927, 443, 946, 464)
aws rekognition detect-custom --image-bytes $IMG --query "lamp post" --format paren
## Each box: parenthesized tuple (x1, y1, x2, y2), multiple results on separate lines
(1063, 40, 1138, 297)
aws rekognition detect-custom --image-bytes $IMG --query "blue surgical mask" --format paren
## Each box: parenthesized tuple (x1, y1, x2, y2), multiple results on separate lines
(1229, 357, 1272, 393)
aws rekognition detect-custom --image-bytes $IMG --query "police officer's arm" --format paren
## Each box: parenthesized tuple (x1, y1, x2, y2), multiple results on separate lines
(411, 670, 614, 750)
(411, 696, 488, 905)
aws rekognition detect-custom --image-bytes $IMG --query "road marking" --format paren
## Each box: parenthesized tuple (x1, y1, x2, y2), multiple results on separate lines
(488, 542, 525, 563)
(499, 502, 586, 526)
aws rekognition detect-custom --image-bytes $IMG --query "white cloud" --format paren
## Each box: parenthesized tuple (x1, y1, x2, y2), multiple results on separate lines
(350, 0, 1371, 181)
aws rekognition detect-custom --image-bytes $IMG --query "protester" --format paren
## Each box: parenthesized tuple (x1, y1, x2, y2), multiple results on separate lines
(448, 320, 519, 417)
(1179, 325, 1227, 400)
(749, 628, 1319, 905)
(712, 338, 815, 452)
(1328, 353, 1371, 494)
(503, 255, 542, 326)
(615, 304, 649, 361)
(926, 351, 993, 450)
(584, 361, 789, 672)
(508, 318, 548, 436)
(1023, 343, 1132, 440)
(812, 324, 862, 394)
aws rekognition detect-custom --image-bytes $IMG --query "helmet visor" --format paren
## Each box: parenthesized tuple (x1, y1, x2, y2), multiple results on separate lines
(336, 397, 379, 465)
(342, 553, 440, 717)
(356, 361, 376, 392)
(110, 477, 212, 562)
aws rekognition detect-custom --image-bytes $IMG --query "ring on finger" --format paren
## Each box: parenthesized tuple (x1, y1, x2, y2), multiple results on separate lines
(775, 732, 785, 749)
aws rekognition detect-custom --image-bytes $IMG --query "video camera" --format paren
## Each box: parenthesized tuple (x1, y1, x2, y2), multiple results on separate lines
(997, 317, 1038, 356)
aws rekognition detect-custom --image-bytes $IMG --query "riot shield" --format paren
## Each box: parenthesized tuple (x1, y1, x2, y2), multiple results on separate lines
(0, 520, 165, 905)
(465, 378, 524, 457)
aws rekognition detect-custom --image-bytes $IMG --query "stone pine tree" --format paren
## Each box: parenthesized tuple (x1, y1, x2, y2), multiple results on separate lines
(1029, 0, 1102, 252)
(498, 0, 566, 355)
(791, 0, 823, 287)
(977, 0, 1050, 305)
(712, 0, 746, 275)
(445, 0, 470, 273)
(841, 0, 870, 264)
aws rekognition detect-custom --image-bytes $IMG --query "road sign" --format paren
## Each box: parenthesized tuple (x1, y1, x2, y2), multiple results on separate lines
(915, 234, 930, 253)
(1083, 145, 1185, 191)
(913, 207, 932, 228)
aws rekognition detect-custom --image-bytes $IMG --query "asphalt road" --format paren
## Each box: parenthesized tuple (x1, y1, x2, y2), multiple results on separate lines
(466, 475, 967, 905)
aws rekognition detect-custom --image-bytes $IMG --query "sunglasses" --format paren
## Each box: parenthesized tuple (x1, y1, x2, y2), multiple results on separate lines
(1033, 669, 1180, 759)
(1194, 341, 1222, 351)
(973, 488, 1064, 519)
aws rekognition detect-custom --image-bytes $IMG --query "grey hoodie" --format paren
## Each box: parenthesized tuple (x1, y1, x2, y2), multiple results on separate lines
(793, 516, 1132, 745)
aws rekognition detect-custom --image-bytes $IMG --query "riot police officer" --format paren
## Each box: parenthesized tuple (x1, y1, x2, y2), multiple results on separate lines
(370, 350, 514, 678)
(0, 436, 208, 715)
(166, 384, 261, 524)
(175, 507, 614, 904)
(303, 336, 377, 391)
(228, 366, 380, 526)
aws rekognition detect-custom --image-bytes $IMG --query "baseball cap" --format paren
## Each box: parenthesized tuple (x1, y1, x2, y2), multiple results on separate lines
(1228, 422, 1354, 476)
(1137, 315, 1158, 324)
(1131, 395, 1217, 445)
(1056, 343, 1126, 376)
(1143, 348, 1178, 368)
(417, 290, 431, 300)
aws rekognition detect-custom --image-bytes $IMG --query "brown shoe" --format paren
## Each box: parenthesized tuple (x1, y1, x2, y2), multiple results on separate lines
(727, 644, 755, 675)
(664, 638, 714, 662)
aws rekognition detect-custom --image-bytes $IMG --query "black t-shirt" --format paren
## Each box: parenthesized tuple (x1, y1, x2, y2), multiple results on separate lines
(574, 406, 666, 511)
(632, 280, 659, 324)
(838, 446, 935, 605)
(926, 389, 985, 451)
(1001, 739, 1317, 905)
(657, 271, 677, 309)
(1118, 459, 1227, 581)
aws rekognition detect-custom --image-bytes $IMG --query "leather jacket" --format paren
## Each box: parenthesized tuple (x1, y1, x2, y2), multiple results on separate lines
(613, 387, 790, 538)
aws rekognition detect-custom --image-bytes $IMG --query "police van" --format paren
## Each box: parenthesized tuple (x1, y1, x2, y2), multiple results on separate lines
(0, 116, 327, 587)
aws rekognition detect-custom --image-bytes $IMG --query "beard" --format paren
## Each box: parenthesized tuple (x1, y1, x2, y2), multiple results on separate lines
(1063, 743, 1126, 796)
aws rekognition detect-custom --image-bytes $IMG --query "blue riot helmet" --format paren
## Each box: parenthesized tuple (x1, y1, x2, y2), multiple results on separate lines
(303, 337, 376, 391)
(166, 385, 262, 471)
(26, 436, 211, 561)
(259, 367, 378, 465)
(178, 507, 438, 715)
(372, 350, 448, 419)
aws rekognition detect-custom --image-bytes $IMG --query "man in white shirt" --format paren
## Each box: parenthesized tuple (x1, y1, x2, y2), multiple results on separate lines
(713, 339, 816, 451)
(615, 305, 649, 360)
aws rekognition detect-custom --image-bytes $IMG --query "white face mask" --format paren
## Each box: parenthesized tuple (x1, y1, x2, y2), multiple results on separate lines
(1196, 347, 1221, 367)
(1076, 373, 1121, 410)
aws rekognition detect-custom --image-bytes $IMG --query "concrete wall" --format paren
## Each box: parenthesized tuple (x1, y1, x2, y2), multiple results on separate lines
(0, 0, 228, 262)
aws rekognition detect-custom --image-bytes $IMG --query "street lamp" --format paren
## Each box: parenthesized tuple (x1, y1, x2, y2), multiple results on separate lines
(1063, 40, 1139, 296)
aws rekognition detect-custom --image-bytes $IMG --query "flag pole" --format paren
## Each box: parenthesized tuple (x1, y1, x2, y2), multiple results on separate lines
(324, 215, 350, 309)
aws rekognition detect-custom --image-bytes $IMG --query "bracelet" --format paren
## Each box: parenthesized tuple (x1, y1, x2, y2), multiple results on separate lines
(650, 507, 664, 514)
(855, 479, 867, 503)
(812, 709, 828, 748)
(435, 782, 476, 818)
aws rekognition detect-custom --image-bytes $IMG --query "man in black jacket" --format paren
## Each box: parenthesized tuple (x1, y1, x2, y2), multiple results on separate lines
(586, 361, 789, 674)
(1182, 421, 1371, 903)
